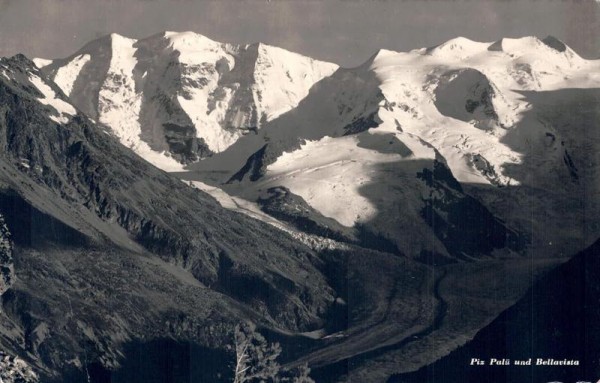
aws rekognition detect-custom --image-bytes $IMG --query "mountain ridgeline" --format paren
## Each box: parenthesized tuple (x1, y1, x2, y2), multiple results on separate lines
(0, 53, 340, 381)
(36, 32, 337, 167)
(0, 32, 597, 382)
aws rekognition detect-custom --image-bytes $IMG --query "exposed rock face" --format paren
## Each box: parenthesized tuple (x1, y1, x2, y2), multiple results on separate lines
(0, 351, 38, 383)
(1, 54, 333, 326)
(0, 54, 336, 380)
(0, 213, 13, 296)
(542, 35, 568, 52)
(257, 186, 356, 243)
(417, 160, 525, 262)
(433, 68, 501, 129)
(6, 33, 600, 382)
(393, 238, 600, 383)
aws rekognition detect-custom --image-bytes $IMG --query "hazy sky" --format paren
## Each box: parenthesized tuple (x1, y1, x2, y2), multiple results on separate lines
(0, 0, 598, 67)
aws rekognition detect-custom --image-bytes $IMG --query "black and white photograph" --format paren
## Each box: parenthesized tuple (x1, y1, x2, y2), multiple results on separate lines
(0, 0, 599, 382)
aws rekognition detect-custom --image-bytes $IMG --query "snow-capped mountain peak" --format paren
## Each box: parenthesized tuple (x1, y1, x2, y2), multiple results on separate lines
(426, 36, 492, 59)
(1, 54, 78, 125)
(36, 31, 338, 169)
(181, 34, 600, 260)
(164, 30, 221, 47)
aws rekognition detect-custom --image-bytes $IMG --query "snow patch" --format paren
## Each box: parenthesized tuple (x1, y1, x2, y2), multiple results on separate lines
(253, 44, 338, 121)
(32, 57, 52, 69)
(166, 31, 240, 153)
(134, 143, 185, 172)
(54, 54, 91, 96)
(187, 180, 347, 250)
(97, 34, 142, 147)
(28, 74, 76, 124)
(263, 135, 405, 227)
(363, 36, 594, 186)
(45, 31, 338, 167)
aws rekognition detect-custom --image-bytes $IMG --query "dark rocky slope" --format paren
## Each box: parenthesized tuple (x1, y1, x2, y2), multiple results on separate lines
(0, 51, 584, 383)
(391, 238, 600, 383)
(0, 213, 13, 295)
(0, 54, 336, 380)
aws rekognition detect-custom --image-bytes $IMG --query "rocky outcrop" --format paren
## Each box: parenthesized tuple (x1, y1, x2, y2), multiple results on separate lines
(0, 213, 14, 296)
(0, 351, 38, 383)
(434, 68, 500, 129)
(417, 160, 526, 261)
(258, 186, 356, 242)
(1, 54, 334, 329)
(393, 237, 600, 383)
(0, 54, 341, 381)
(542, 35, 567, 52)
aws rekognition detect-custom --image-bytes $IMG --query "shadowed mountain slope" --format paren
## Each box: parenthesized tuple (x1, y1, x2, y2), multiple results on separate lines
(0, 53, 337, 381)
(391, 237, 600, 383)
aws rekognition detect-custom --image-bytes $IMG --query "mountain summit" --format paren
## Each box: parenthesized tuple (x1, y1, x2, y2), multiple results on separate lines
(5, 33, 600, 382)
(35, 33, 600, 262)
(182, 34, 600, 260)
(0, 52, 341, 381)
(35, 32, 337, 168)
